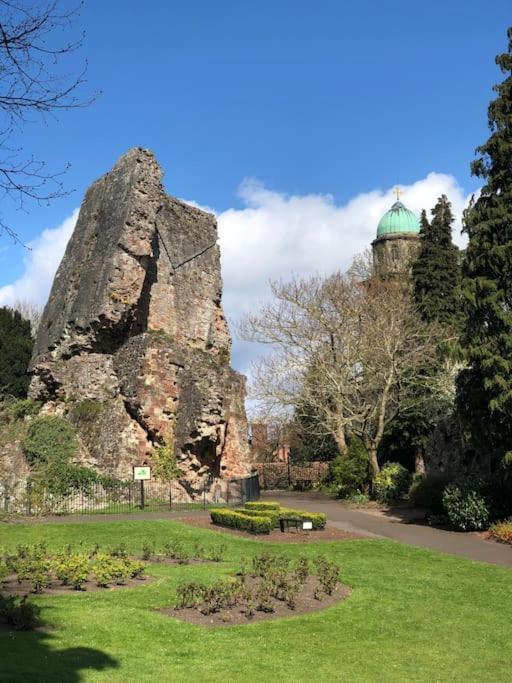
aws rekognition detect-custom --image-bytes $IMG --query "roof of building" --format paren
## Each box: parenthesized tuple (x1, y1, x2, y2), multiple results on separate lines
(376, 200, 420, 238)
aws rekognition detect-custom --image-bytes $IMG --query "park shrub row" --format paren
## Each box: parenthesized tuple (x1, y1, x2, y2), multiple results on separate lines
(210, 509, 274, 534)
(210, 502, 326, 534)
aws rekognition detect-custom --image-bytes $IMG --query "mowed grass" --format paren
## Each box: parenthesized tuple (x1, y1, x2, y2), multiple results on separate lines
(0, 520, 511, 682)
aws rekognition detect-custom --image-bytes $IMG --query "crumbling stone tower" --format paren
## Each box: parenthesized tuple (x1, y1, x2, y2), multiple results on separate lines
(29, 148, 251, 491)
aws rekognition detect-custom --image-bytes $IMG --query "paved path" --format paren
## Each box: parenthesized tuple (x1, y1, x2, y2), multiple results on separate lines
(264, 491, 512, 568)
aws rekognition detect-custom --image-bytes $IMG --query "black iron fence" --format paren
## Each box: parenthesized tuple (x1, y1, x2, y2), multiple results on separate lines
(0, 473, 260, 517)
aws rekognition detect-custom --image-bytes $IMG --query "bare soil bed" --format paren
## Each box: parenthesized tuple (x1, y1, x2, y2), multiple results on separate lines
(160, 575, 351, 627)
(0, 573, 150, 597)
(179, 515, 363, 542)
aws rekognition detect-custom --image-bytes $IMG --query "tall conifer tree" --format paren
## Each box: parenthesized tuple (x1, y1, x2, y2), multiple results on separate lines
(412, 197, 461, 327)
(0, 307, 33, 397)
(458, 28, 512, 468)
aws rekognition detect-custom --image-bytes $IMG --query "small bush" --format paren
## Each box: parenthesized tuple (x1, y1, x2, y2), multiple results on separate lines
(210, 509, 273, 534)
(244, 501, 281, 512)
(70, 399, 104, 423)
(23, 415, 78, 467)
(408, 472, 452, 513)
(374, 462, 412, 504)
(488, 519, 512, 545)
(327, 438, 369, 498)
(279, 507, 326, 529)
(53, 553, 89, 590)
(0, 595, 41, 630)
(443, 479, 491, 531)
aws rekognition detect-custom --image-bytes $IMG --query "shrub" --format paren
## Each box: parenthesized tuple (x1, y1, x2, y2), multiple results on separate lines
(237, 507, 281, 526)
(374, 462, 412, 504)
(23, 415, 78, 467)
(210, 509, 273, 534)
(408, 472, 452, 513)
(442, 479, 491, 531)
(0, 595, 41, 630)
(327, 438, 369, 498)
(316, 557, 340, 595)
(53, 553, 89, 590)
(244, 501, 281, 512)
(3, 398, 40, 421)
(69, 399, 103, 423)
(488, 519, 512, 545)
(279, 507, 326, 529)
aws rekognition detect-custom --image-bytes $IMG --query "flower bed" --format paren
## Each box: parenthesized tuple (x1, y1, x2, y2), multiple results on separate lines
(488, 519, 512, 545)
(161, 551, 349, 626)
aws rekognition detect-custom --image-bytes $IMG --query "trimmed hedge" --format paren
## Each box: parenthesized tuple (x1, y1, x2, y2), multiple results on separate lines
(244, 501, 281, 512)
(279, 507, 326, 529)
(210, 509, 273, 534)
(238, 507, 281, 526)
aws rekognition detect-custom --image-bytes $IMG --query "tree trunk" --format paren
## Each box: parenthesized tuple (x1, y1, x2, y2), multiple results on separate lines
(415, 450, 426, 475)
(369, 447, 380, 479)
(334, 427, 348, 457)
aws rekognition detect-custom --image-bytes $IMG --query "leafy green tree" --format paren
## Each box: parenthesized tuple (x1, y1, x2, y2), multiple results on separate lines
(152, 432, 180, 482)
(458, 28, 512, 470)
(0, 307, 33, 397)
(412, 197, 461, 327)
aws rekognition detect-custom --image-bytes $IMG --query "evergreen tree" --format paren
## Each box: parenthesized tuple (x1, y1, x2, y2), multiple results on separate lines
(412, 197, 461, 327)
(458, 28, 512, 469)
(0, 307, 33, 398)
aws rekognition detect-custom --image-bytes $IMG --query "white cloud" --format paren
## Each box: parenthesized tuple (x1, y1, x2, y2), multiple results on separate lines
(0, 174, 472, 376)
(0, 209, 79, 308)
(217, 173, 472, 373)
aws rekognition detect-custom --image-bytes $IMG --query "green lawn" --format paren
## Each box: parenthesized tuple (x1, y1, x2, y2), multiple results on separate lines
(0, 520, 511, 682)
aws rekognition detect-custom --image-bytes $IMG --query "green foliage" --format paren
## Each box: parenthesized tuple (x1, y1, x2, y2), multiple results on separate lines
(0, 595, 41, 630)
(152, 432, 179, 482)
(69, 399, 103, 423)
(315, 556, 341, 595)
(210, 508, 274, 534)
(327, 438, 369, 498)
(442, 479, 491, 531)
(412, 199, 462, 327)
(279, 507, 327, 529)
(53, 553, 90, 590)
(23, 415, 78, 467)
(1, 398, 40, 421)
(244, 501, 281, 512)
(409, 473, 453, 514)
(374, 462, 412, 504)
(457, 29, 512, 468)
(0, 307, 33, 398)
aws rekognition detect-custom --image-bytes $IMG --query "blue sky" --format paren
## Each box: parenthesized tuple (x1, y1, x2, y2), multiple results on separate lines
(0, 0, 510, 373)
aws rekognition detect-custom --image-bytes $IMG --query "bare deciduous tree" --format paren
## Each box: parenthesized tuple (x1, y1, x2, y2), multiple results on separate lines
(241, 257, 444, 480)
(0, 0, 93, 242)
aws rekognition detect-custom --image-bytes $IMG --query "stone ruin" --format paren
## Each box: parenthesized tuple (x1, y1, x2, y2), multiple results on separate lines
(28, 148, 252, 496)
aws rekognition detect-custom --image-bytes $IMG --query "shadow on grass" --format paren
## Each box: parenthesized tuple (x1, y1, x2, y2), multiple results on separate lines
(1, 607, 119, 682)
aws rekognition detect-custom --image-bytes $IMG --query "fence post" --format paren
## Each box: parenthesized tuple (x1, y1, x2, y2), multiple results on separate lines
(287, 459, 292, 488)
(140, 479, 145, 510)
(26, 480, 32, 516)
(203, 482, 207, 510)
(4, 483, 9, 514)
(169, 481, 173, 511)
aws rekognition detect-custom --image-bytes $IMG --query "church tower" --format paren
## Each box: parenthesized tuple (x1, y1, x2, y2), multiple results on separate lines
(372, 191, 421, 276)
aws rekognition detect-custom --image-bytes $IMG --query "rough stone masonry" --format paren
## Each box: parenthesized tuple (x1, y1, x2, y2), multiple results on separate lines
(29, 148, 252, 493)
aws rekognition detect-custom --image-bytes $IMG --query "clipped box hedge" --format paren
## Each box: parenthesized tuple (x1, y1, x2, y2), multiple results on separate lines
(236, 507, 281, 526)
(210, 508, 273, 534)
(244, 501, 281, 512)
(279, 507, 327, 529)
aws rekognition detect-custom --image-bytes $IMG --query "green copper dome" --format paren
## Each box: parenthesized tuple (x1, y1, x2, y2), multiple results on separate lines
(376, 201, 420, 238)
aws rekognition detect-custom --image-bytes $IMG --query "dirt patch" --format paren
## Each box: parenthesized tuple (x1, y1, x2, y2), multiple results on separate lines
(178, 515, 363, 542)
(0, 574, 151, 598)
(159, 575, 351, 627)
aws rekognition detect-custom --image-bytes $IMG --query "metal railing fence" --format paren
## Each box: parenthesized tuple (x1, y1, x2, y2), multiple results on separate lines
(0, 473, 260, 516)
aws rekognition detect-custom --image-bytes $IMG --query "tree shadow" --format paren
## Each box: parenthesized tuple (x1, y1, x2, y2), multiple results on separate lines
(0, 607, 119, 682)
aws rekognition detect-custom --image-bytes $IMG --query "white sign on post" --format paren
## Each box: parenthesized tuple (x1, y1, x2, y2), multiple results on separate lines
(133, 466, 151, 481)
(302, 521, 313, 530)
